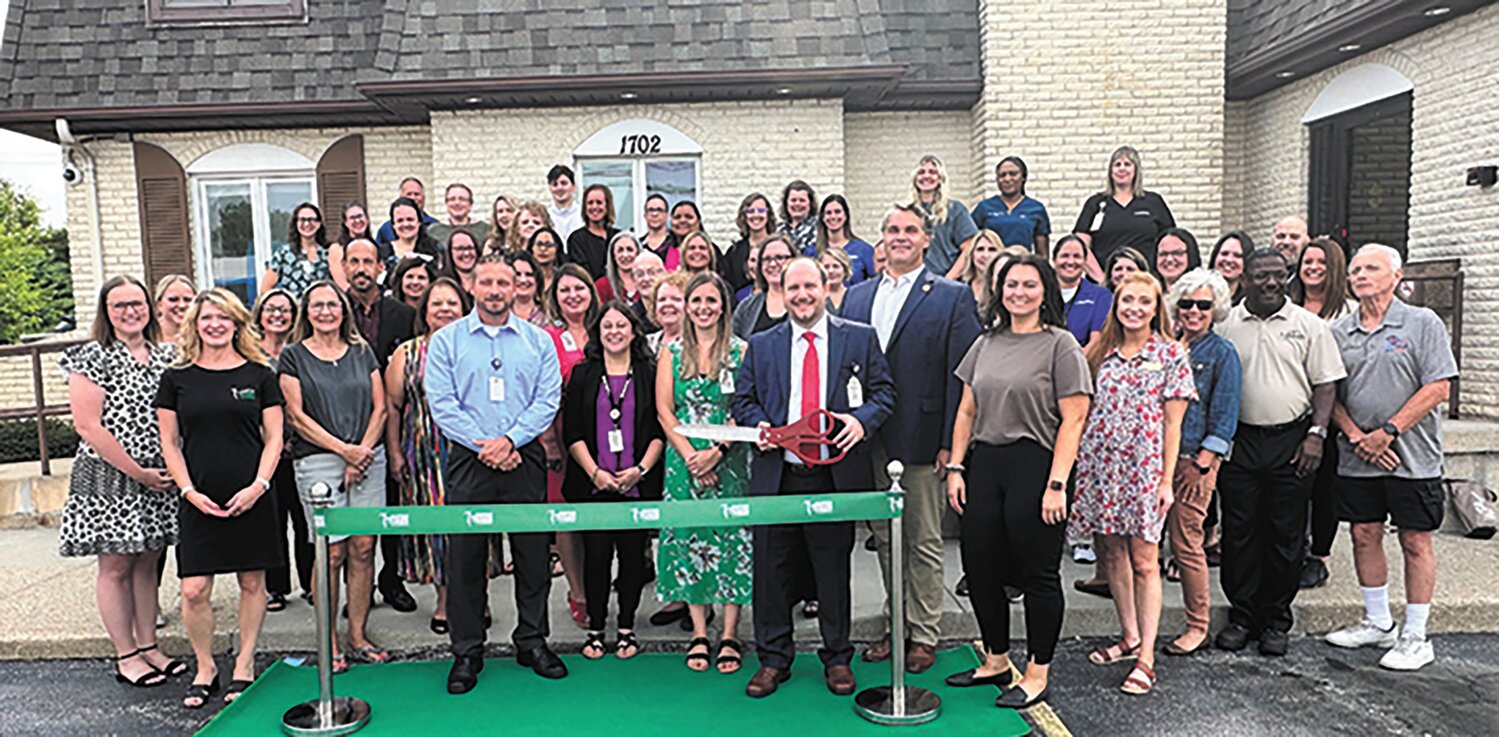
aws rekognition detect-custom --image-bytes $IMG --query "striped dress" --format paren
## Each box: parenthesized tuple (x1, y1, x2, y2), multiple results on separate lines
(396, 336, 451, 585)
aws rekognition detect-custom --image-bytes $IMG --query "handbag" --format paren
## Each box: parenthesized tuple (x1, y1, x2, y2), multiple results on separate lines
(1445, 479, 1498, 540)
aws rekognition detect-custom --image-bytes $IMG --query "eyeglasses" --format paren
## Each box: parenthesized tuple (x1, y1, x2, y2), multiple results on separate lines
(262, 305, 294, 315)
(1176, 299, 1214, 312)
(296, 217, 321, 224)
(762, 254, 793, 264)
(743, 207, 768, 215)
(307, 301, 343, 313)
(108, 301, 147, 313)
(645, 207, 667, 214)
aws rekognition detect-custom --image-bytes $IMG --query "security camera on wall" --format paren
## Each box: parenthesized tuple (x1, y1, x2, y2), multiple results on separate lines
(62, 163, 83, 185)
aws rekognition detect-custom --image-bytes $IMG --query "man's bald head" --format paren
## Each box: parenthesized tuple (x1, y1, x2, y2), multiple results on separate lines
(1271, 215, 1310, 264)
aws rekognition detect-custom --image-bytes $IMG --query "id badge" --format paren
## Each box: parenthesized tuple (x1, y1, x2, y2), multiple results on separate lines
(489, 376, 506, 402)
(847, 376, 864, 408)
(719, 369, 735, 394)
(608, 429, 625, 454)
(1089, 207, 1106, 232)
(560, 331, 579, 352)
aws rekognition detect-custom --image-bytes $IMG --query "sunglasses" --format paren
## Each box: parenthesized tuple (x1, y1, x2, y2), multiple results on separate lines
(1176, 299, 1214, 312)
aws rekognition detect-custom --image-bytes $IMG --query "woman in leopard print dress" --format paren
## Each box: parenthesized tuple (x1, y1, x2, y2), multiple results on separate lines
(59, 275, 184, 688)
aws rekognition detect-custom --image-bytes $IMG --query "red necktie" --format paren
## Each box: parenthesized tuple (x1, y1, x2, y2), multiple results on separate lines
(801, 332, 820, 461)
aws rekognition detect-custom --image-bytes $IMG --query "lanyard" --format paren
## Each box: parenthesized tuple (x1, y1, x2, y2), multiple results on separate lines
(603, 373, 633, 427)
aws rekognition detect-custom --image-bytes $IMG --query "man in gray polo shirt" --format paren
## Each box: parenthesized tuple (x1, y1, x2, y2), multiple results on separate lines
(1325, 244, 1457, 672)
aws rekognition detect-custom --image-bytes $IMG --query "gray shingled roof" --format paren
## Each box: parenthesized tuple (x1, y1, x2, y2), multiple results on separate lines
(1226, 0, 1369, 70)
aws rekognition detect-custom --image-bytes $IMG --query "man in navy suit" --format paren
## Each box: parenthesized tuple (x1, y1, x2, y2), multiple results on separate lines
(840, 203, 982, 672)
(732, 257, 897, 699)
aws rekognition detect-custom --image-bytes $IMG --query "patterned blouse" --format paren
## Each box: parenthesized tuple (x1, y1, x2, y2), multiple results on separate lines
(269, 242, 332, 299)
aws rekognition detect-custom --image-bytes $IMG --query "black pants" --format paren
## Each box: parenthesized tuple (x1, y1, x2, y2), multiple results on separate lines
(583, 523, 649, 632)
(267, 457, 313, 596)
(1218, 422, 1314, 634)
(960, 440, 1066, 665)
(377, 475, 405, 594)
(446, 441, 550, 658)
(1307, 438, 1341, 558)
(752, 464, 853, 671)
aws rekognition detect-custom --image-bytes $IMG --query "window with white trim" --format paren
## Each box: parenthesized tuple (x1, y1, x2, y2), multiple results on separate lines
(187, 144, 316, 304)
(574, 120, 702, 233)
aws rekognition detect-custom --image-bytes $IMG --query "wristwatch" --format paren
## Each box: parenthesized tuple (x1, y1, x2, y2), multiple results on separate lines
(1380, 421, 1401, 438)
(1192, 460, 1212, 474)
(1307, 425, 1328, 439)
(1047, 480, 1065, 492)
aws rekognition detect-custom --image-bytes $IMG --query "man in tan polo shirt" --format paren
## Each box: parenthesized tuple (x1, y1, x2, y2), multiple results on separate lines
(1214, 249, 1346, 657)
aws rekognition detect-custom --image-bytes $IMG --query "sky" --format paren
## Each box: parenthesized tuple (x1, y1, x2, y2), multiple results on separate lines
(0, 1, 67, 228)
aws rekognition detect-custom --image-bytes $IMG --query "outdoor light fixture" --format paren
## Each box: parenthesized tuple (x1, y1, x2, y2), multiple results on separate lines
(1425, 6, 1452, 16)
(1275, 71, 1296, 78)
(464, 97, 482, 104)
(776, 87, 792, 95)
(620, 92, 639, 100)
(1339, 43, 1362, 52)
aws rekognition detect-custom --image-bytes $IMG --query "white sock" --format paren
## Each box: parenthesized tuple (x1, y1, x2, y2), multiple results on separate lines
(1404, 603, 1431, 641)
(1362, 586, 1394, 629)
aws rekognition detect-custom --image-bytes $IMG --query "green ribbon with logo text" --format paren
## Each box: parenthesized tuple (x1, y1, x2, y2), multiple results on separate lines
(314, 491, 903, 537)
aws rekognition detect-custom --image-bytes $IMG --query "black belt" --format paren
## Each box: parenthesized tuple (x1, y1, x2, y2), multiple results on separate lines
(1243, 414, 1311, 433)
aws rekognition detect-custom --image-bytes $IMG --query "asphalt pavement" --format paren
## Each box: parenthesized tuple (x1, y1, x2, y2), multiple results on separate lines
(2, 634, 1495, 736)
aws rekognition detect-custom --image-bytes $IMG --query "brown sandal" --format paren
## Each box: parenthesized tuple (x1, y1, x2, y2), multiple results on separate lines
(1088, 640, 1141, 666)
(1120, 661, 1156, 695)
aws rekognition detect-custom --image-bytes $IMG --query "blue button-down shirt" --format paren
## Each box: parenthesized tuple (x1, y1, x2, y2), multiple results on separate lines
(1180, 330, 1241, 458)
(971, 195, 1051, 249)
(423, 310, 561, 453)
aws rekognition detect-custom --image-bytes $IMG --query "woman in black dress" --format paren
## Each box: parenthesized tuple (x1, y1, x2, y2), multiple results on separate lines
(155, 288, 285, 707)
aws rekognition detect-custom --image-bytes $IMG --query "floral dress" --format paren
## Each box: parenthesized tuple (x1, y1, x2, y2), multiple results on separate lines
(395, 336, 452, 585)
(57, 341, 180, 557)
(656, 337, 752, 605)
(269, 242, 331, 299)
(1068, 336, 1196, 544)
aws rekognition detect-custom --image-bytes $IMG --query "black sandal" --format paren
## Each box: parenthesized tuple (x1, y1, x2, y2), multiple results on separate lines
(139, 644, 189, 677)
(430, 617, 449, 635)
(715, 639, 743, 674)
(615, 631, 639, 660)
(182, 674, 221, 709)
(266, 592, 287, 612)
(549, 551, 564, 578)
(113, 650, 167, 688)
(223, 678, 253, 704)
(685, 637, 712, 671)
(582, 631, 607, 660)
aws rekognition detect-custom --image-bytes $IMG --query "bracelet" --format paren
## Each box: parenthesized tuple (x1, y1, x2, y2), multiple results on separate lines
(944, 463, 966, 473)
(255, 476, 271, 491)
(180, 486, 195, 498)
(636, 464, 649, 476)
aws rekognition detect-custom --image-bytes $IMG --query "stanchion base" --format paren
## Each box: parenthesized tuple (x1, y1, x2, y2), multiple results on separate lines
(281, 697, 372, 736)
(853, 686, 942, 726)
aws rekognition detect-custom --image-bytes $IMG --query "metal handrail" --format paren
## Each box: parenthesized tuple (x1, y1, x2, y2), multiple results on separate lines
(0, 339, 86, 475)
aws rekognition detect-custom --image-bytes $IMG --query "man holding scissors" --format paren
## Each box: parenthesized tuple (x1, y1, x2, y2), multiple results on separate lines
(841, 203, 981, 672)
(732, 256, 897, 698)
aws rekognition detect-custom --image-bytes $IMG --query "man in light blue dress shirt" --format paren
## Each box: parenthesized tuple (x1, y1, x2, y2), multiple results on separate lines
(425, 254, 564, 692)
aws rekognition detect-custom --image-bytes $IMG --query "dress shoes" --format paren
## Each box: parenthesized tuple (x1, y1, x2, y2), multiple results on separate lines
(861, 637, 892, 662)
(905, 643, 937, 674)
(380, 584, 419, 614)
(1258, 630, 1290, 656)
(516, 643, 568, 679)
(447, 655, 483, 695)
(825, 665, 857, 696)
(996, 684, 1049, 710)
(945, 668, 1015, 689)
(1214, 623, 1254, 652)
(745, 666, 791, 698)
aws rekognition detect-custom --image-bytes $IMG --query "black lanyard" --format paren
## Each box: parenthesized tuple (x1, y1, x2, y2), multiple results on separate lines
(603, 373, 633, 428)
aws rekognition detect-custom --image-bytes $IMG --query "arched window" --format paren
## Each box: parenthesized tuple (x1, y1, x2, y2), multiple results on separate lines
(573, 119, 702, 233)
(1305, 64, 1414, 253)
(187, 143, 316, 302)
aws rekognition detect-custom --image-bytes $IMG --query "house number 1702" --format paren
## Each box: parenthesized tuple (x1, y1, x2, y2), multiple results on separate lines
(619, 134, 662, 155)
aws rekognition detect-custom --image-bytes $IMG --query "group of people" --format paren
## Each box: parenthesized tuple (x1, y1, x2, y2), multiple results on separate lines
(59, 146, 1455, 715)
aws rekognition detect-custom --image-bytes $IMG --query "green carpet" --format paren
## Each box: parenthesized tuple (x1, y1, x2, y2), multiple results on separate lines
(199, 647, 1030, 736)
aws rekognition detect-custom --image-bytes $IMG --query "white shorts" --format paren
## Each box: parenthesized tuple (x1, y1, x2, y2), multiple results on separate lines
(293, 450, 388, 543)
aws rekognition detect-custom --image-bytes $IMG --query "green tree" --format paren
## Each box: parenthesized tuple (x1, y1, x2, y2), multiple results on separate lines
(0, 180, 72, 344)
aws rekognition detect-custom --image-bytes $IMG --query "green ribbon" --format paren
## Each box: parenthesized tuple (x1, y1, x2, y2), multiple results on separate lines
(314, 491, 903, 537)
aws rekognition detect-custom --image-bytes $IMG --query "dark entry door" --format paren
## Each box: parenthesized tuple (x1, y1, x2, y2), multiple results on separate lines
(1308, 92, 1412, 255)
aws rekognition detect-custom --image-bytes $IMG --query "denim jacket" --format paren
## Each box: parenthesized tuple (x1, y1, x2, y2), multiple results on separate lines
(1179, 330, 1242, 458)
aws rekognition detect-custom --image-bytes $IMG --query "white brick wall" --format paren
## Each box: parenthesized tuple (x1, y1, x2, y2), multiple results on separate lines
(430, 100, 846, 242)
(843, 111, 977, 238)
(1231, 3, 1499, 416)
(973, 0, 1227, 250)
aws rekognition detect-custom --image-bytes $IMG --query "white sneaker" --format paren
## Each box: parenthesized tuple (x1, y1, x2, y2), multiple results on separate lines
(1072, 544, 1096, 564)
(1379, 634, 1435, 671)
(1325, 620, 1399, 649)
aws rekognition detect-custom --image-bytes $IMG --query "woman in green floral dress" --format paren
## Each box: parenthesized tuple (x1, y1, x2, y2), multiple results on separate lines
(656, 273, 752, 674)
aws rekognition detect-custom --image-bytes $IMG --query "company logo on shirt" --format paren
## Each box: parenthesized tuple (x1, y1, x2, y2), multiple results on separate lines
(464, 510, 493, 527)
(379, 512, 410, 529)
(1281, 329, 1307, 343)
(1384, 335, 1411, 353)
(548, 509, 578, 526)
(230, 387, 256, 401)
(721, 502, 751, 519)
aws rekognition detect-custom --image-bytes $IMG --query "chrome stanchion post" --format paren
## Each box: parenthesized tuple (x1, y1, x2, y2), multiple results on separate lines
(855, 461, 942, 726)
(283, 482, 372, 736)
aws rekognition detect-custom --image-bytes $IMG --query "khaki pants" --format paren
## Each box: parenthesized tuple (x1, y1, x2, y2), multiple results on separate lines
(872, 445, 945, 647)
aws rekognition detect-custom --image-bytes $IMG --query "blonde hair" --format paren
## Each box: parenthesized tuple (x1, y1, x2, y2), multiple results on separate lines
(909, 154, 952, 225)
(484, 194, 515, 253)
(1085, 271, 1173, 376)
(819, 247, 852, 284)
(1106, 146, 1146, 199)
(173, 287, 269, 368)
(153, 274, 197, 304)
(644, 270, 690, 320)
(962, 230, 1006, 285)
(506, 200, 553, 252)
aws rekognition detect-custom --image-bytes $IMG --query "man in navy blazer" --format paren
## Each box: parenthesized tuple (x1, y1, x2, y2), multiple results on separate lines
(732, 257, 896, 699)
(840, 203, 982, 672)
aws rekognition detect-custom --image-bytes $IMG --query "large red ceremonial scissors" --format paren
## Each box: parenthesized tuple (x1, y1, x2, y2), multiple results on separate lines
(675, 409, 845, 466)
